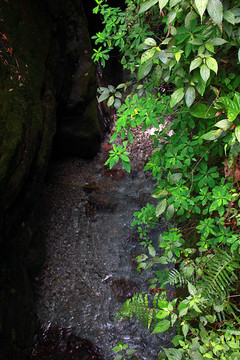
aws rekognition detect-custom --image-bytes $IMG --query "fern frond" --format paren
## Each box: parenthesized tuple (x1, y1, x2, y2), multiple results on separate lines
(200, 250, 239, 300)
(116, 292, 164, 329)
(166, 268, 185, 286)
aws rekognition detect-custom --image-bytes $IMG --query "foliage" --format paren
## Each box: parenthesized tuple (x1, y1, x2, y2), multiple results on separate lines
(92, 0, 240, 359)
(112, 342, 136, 360)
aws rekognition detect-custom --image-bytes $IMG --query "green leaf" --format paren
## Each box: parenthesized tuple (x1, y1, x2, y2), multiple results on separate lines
(195, 0, 208, 21)
(120, 154, 130, 162)
(126, 349, 136, 355)
(114, 355, 123, 360)
(185, 86, 196, 108)
(207, 0, 223, 26)
(152, 319, 170, 334)
(144, 37, 157, 46)
(205, 42, 214, 52)
(190, 103, 217, 118)
(182, 323, 189, 338)
(235, 125, 240, 142)
(206, 57, 218, 74)
(185, 11, 198, 29)
(200, 64, 210, 82)
(141, 48, 156, 63)
(224, 10, 235, 24)
(135, 254, 148, 262)
(163, 348, 183, 360)
(122, 160, 131, 173)
(138, 61, 153, 81)
(139, 0, 158, 14)
(201, 129, 223, 140)
(127, 130, 134, 143)
(190, 57, 202, 72)
(148, 244, 156, 257)
(170, 88, 184, 107)
(112, 345, 121, 352)
(169, 173, 183, 184)
(152, 190, 168, 199)
(159, 0, 169, 12)
(159, 50, 168, 64)
(211, 38, 227, 45)
(114, 98, 122, 109)
(156, 199, 167, 217)
(214, 119, 231, 130)
(166, 204, 175, 221)
(107, 96, 115, 107)
(218, 97, 240, 121)
(98, 91, 110, 102)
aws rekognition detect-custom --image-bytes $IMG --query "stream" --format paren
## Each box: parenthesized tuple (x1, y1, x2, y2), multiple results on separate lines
(31, 133, 173, 359)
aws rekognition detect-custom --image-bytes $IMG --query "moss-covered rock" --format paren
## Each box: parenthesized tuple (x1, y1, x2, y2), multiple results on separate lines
(0, 1, 56, 358)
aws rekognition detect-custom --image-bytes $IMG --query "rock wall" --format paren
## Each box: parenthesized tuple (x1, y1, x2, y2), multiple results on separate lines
(0, 0, 55, 358)
(0, 0, 100, 358)
(47, 0, 102, 158)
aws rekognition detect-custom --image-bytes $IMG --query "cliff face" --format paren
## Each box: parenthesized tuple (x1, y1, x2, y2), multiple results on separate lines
(0, 0, 100, 358)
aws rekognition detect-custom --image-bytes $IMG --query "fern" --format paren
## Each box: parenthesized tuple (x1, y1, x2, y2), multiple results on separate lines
(165, 269, 186, 286)
(116, 292, 164, 329)
(200, 250, 240, 300)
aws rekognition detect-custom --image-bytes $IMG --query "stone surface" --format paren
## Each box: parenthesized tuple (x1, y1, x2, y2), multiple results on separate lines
(48, 0, 101, 158)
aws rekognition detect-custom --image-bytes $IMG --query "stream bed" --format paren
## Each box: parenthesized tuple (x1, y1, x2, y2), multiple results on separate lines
(31, 135, 173, 359)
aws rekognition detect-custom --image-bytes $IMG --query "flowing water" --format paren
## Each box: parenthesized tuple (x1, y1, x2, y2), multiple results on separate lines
(32, 136, 173, 359)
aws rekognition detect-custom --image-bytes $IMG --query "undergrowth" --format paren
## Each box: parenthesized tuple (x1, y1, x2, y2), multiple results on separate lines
(92, 0, 240, 359)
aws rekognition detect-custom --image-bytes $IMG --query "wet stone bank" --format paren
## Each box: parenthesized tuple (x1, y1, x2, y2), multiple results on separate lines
(32, 135, 173, 359)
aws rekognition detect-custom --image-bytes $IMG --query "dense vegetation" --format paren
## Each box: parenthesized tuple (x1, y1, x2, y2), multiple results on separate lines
(92, 0, 240, 359)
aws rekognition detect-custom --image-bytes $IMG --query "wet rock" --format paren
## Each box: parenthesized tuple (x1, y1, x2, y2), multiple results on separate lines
(88, 194, 117, 211)
(31, 325, 104, 360)
(111, 279, 140, 302)
(102, 169, 127, 179)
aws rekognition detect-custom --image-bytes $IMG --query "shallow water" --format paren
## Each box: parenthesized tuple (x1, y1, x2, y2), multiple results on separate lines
(34, 143, 173, 359)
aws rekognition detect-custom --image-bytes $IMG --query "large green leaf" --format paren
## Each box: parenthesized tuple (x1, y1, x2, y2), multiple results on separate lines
(137, 60, 153, 81)
(156, 199, 167, 217)
(170, 88, 184, 107)
(139, 0, 158, 14)
(166, 204, 175, 221)
(190, 103, 217, 118)
(207, 0, 223, 26)
(218, 96, 240, 121)
(214, 119, 231, 130)
(201, 129, 223, 140)
(200, 64, 210, 82)
(195, 0, 208, 21)
(98, 90, 110, 102)
(190, 57, 202, 72)
(144, 37, 157, 46)
(152, 319, 170, 334)
(185, 86, 196, 107)
(224, 10, 235, 24)
(211, 38, 227, 45)
(206, 57, 218, 74)
(141, 48, 156, 63)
